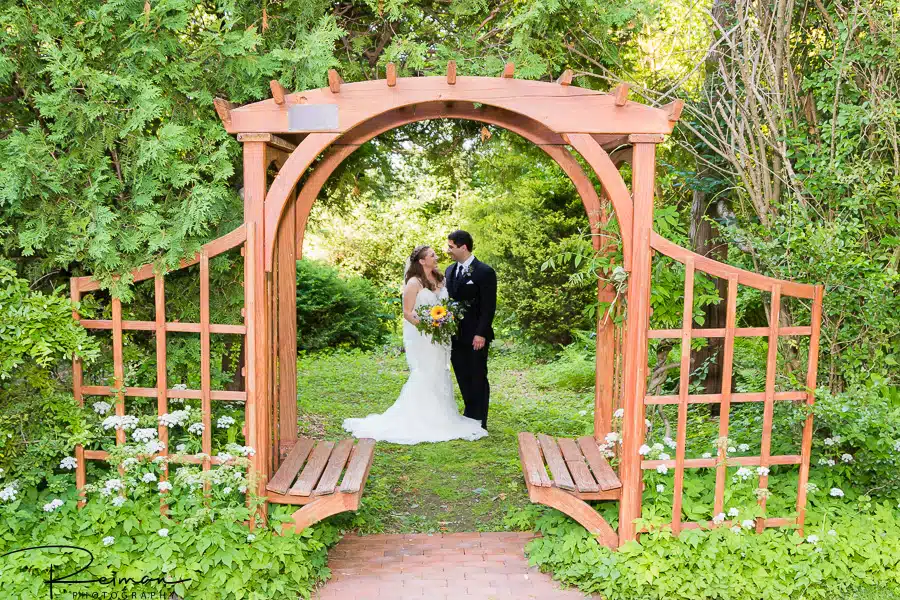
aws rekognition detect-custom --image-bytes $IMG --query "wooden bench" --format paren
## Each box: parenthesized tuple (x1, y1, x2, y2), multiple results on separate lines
(517, 432, 621, 548)
(266, 436, 376, 533)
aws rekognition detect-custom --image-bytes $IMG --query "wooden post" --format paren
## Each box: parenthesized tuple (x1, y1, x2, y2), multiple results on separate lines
(155, 274, 169, 514)
(671, 258, 695, 535)
(71, 281, 86, 508)
(756, 284, 781, 532)
(200, 250, 212, 483)
(618, 141, 657, 544)
(243, 141, 271, 520)
(276, 193, 298, 455)
(594, 205, 615, 442)
(796, 285, 824, 534)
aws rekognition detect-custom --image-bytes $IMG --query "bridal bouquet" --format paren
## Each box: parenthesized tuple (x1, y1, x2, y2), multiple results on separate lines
(414, 299, 465, 345)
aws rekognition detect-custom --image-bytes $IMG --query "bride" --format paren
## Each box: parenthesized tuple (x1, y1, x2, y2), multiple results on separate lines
(342, 245, 488, 445)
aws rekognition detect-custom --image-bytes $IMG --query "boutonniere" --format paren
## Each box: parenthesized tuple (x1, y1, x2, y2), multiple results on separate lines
(461, 265, 474, 278)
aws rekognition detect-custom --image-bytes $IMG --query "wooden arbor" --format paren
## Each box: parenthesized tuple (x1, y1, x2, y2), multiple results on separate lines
(211, 63, 690, 540)
(72, 62, 822, 543)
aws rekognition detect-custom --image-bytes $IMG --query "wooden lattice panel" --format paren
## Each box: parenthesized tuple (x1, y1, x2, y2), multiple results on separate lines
(644, 233, 824, 535)
(70, 225, 252, 508)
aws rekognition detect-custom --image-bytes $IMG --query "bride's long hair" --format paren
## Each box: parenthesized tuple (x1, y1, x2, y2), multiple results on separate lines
(405, 245, 444, 291)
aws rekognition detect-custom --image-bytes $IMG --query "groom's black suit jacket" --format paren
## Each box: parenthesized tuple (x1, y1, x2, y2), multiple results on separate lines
(445, 258, 497, 345)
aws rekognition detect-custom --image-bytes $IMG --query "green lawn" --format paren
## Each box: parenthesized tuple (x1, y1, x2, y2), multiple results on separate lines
(296, 341, 597, 533)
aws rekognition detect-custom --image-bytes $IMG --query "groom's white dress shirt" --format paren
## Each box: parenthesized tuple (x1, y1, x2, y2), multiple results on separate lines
(455, 255, 475, 279)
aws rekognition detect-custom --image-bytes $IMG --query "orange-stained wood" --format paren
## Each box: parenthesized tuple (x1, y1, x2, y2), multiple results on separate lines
(339, 438, 376, 494)
(213, 98, 233, 126)
(756, 285, 781, 532)
(651, 233, 816, 298)
(501, 62, 515, 78)
(446, 60, 457, 85)
(565, 133, 634, 271)
(270, 80, 286, 105)
(537, 434, 577, 491)
(155, 274, 169, 514)
(713, 276, 739, 516)
(71, 282, 86, 508)
(243, 141, 271, 515)
(385, 62, 396, 87)
(618, 141, 657, 544)
(111, 297, 126, 447)
(648, 325, 811, 339)
(312, 438, 355, 496)
(557, 438, 600, 493)
(289, 440, 334, 496)
(328, 69, 343, 93)
(645, 390, 807, 405)
(664, 99, 685, 121)
(577, 436, 622, 491)
(796, 285, 824, 534)
(200, 251, 212, 477)
(276, 192, 298, 451)
(671, 258, 695, 535)
(266, 437, 315, 495)
(557, 69, 574, 86)
(267, 112, 632, 273)
(613, 83, 629, 106)
(225, 77, 677, 136)
(75, 225, 247, 292)
(517, 433, 552, 487)
(643, 454, 802, 469)
(525, 482, 619, 548)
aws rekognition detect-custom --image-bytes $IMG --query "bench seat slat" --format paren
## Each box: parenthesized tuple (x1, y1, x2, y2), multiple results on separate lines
(266, 437, 315, 495)
(577, 436, 622, 491)
(517, 432, 551, 487)
(289, 440, 334, 496)
(557, 438, 600, 493)
(537, 434, 577, 491)
(340, 438, 376, 493)
(313, 438, 355, 496)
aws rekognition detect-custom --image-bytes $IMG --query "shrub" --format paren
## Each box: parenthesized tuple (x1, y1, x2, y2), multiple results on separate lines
(0, 433, 338, 599)
(296, 259, 393, 352)
(512, 500, 900, 600)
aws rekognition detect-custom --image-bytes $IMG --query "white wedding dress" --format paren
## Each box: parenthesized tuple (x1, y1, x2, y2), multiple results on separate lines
(342, 284, 488, 445)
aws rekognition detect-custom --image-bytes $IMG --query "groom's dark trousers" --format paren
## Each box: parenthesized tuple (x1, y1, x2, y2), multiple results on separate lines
(446, 258, 497, 429)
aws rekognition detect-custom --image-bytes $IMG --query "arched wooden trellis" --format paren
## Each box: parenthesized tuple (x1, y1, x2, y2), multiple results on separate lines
(72, 62, 823, 546)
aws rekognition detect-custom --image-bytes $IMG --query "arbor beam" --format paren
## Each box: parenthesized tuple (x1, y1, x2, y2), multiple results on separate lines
(557, 69, 574, 86)
(446, 60, 457, 85)
(501, 62, 515, 78)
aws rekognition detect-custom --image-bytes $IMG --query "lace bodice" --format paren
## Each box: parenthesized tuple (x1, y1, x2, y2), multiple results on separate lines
(413, 284, 449, 309)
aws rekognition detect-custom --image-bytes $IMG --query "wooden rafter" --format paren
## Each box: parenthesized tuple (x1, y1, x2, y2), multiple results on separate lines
(270, 80, 286, 105)
(501, 62, 514, 78)
(386, 62, 396, 87)
(213, 98, 233, 127)
(613, 83, 629, 106)
(328, 69, 343, 93)
(664, 99, 685, 121)
(446, 60, 457, 85)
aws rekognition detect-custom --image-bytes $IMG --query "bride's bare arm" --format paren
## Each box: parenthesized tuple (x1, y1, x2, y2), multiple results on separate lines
(403, 279, 422, 325)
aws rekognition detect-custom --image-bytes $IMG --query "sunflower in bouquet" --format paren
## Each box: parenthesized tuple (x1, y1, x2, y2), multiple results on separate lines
(414, 299, 465, 345)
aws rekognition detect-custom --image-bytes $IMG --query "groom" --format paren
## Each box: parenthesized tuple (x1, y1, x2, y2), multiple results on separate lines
(445, 230, 497, 430)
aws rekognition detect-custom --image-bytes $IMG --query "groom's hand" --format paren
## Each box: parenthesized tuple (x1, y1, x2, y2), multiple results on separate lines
(472, 335, 486, 350)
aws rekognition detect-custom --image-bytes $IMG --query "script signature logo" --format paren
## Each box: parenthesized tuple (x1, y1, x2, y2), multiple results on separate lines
(1, 545, 191, 599)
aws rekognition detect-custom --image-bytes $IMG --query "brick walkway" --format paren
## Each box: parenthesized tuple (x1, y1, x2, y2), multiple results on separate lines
(314, 532, 596, 599)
